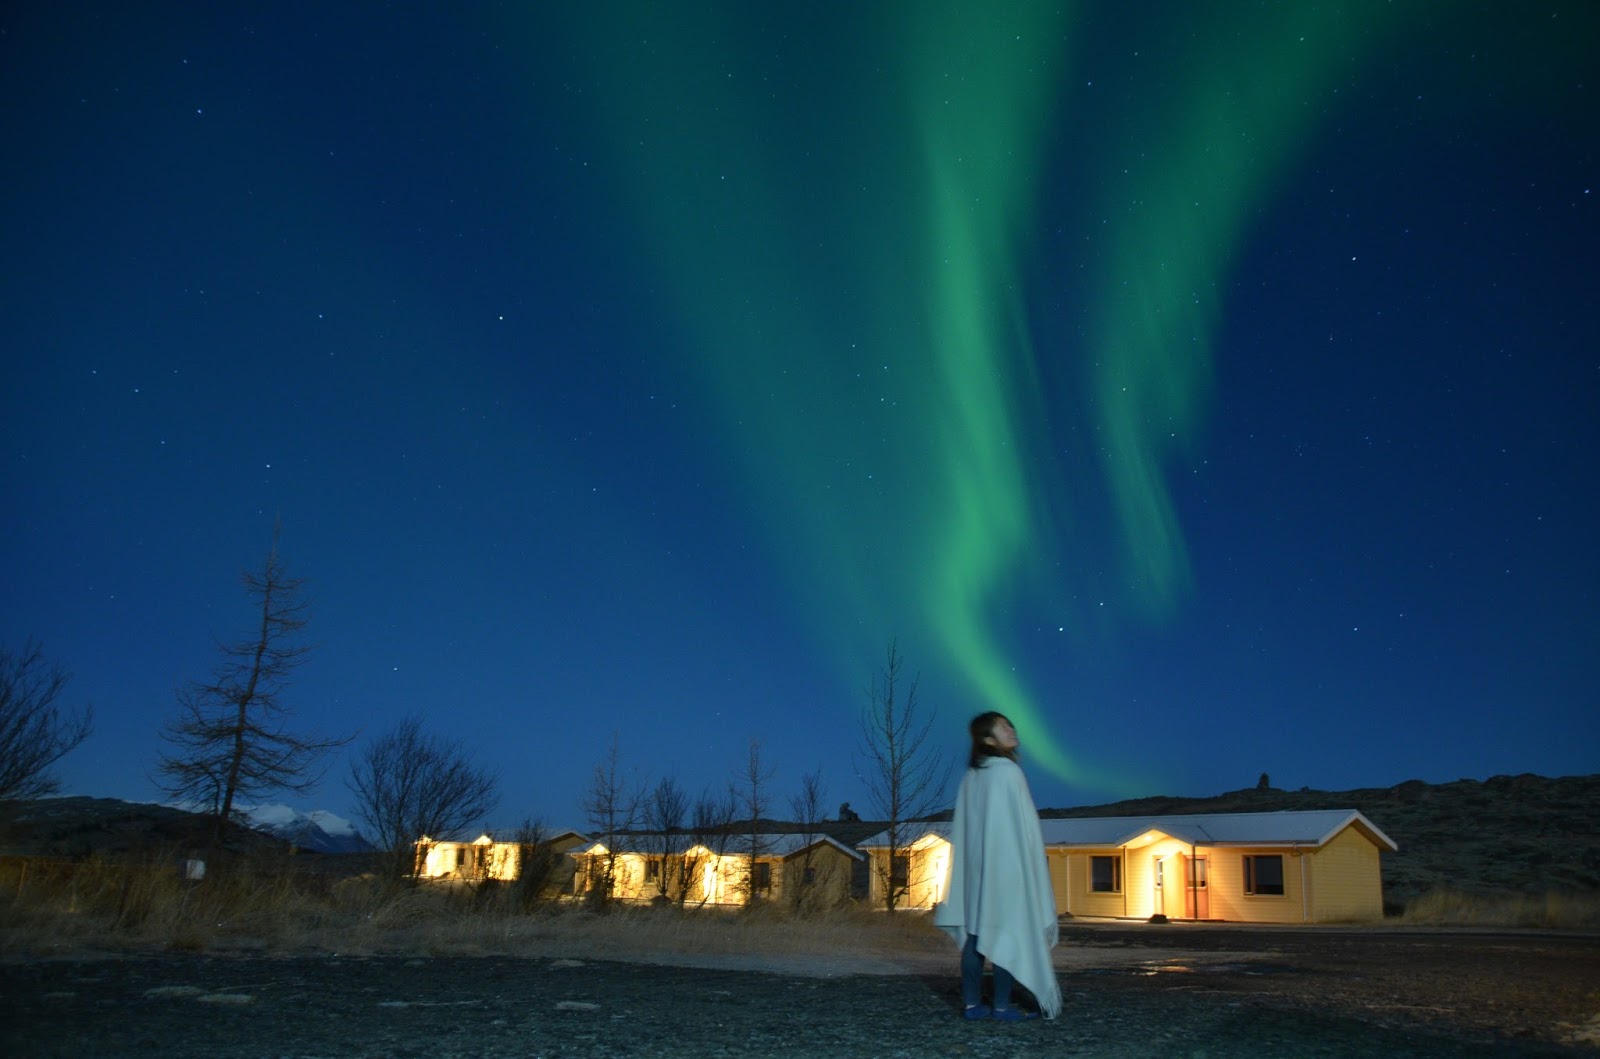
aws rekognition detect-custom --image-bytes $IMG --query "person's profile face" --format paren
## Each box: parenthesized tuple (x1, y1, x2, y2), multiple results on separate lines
(987, 717, 1019, 751)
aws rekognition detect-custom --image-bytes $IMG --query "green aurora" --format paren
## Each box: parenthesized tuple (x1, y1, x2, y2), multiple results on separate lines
(538, 3, 1406, 793)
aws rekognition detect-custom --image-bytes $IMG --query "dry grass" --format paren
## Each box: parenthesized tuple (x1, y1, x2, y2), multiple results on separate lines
(0, 855, 949, 968)
(17, 857, 1591, 966)
(1398, 887, 1600, 929)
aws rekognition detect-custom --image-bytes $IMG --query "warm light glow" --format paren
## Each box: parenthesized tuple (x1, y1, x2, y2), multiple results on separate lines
(928, 845, 950, 906)
(413, 833, 524, 881)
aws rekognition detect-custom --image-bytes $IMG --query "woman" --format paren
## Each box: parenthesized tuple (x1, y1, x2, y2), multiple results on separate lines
(933, 711, 1062, 1021)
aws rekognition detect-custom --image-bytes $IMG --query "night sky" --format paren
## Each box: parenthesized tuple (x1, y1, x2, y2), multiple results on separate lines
(3, 2, 1595, 831)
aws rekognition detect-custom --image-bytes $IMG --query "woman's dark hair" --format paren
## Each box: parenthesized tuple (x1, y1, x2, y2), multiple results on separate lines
(968, 711, 1018, 769)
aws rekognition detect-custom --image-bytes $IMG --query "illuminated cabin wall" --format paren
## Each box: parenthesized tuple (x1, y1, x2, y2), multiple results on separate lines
(862, 839, 949, 909)
(1062, 849, 1129, 918)
(1306, 826, 1385, 922)
(415, 833, 586, 894)
(1203, 847, 1296, 922)
(415, 837, 521, 881)
(571, 843, 858, 907)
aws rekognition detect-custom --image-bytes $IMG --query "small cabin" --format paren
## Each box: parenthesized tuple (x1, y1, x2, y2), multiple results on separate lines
(858, 809, 1397, 923)
(414, 828, 588, 895)
(571, 832, 862, 908)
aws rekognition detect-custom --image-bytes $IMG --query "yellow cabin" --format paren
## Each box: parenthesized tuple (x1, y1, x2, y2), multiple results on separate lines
(860, 809, 1397, 923)
(571, 832, 862, 908)
(414, 828, 588, 894)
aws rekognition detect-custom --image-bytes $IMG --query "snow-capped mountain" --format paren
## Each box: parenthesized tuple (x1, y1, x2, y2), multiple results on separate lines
(242, 805, 375, 853)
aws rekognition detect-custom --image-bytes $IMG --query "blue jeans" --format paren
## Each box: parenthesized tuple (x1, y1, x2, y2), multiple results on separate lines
(961, 934, 1014, 1009)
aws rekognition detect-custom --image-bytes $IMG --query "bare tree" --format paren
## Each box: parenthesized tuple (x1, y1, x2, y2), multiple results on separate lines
(155, 538, 349, 855)
(734, 738, 776, 905)
(509, 818, 564, 910)
(347, 715, 499, 879)
(788, 767, 828, 910)
(684, 784, 737, 907)
(578, 732, 642, 907)
(642, 775, 688, 901)
(854, 640, 948, 910)
(0, 640, 93, 802)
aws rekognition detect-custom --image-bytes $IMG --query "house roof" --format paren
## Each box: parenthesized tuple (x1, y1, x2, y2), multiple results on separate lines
(418, 827, 588, 846)
(578, 832, 864, 861)
(763, 833, 864, 860)
(856, 810, 1397, 853)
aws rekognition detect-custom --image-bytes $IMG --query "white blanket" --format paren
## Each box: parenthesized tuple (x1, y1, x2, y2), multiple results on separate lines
(933, 757, 1062, 1018)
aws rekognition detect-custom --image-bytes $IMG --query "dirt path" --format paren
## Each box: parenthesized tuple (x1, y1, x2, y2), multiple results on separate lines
(2, 924, 1595, 1057)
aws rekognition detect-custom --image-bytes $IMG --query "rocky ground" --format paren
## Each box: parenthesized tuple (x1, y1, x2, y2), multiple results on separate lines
(2, 923, 1596, 1057)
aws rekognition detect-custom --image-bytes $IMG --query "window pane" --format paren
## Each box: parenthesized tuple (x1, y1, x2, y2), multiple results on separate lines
(1247, 855, 1285, 895)
(1091, 856, 1120, 893)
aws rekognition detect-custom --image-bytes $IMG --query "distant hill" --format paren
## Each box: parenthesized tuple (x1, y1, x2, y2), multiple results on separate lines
(1038, 773, 1600, 908)
(0, 797, 373, 859)
(240, 805, 375, 854)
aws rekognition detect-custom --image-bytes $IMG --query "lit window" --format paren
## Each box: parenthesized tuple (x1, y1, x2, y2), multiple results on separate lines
(1244, 855, 1285, 896)
(1090, 855, 1121, 893)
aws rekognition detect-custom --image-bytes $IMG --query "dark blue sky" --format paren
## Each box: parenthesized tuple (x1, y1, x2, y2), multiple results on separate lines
(3, 2, 1595, 830)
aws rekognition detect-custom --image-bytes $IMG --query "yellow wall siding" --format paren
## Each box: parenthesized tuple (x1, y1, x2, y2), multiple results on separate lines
(1137, 840, 1191, 920)
(416, 834, 585, 892)
(1123, 851, 1153, 919)
(909, 844, 948, 908)
(1205, 853, 1247, 922)
(1067, 851, 1128, 917)
(1047, 850, 1071, 913)
(576, 845, 860, 908)
(864, 845, 947, 908)
(1307, 826, 1384, 922)
(1217, 849, 1304, 924)
(780, 847, 855, 908)
(417, 839, 521, 881)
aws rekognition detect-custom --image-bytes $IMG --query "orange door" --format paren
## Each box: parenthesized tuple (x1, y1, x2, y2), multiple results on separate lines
(1184, 856, 1210, 919)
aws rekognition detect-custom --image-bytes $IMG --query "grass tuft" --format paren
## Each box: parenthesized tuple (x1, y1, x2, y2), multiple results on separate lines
(1399, 887, 1600, 928)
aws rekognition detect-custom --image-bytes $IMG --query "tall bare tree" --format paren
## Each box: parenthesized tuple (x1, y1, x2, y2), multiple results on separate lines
(733, 738, 776, 905)
(578, 732, 642, 907)
(854, 640, 948, 910)
(155, 538, 349, 854)
(684, 784, 737, 907)
(642, 775, 688, 901)
(788, 767, 829, 910)
(347, 715, 499, 879)
(0, 640, 93, 802)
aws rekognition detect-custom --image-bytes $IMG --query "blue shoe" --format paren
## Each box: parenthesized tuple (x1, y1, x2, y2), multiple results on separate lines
(991, 1007, 1040, 1022)
(962, 1004, 992, 1020)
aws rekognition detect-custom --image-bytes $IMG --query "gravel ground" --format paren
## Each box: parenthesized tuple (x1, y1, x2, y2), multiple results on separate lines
(2, 925, 1596, 1058)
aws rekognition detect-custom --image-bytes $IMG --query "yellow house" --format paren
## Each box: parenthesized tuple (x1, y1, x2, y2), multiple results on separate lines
(414, 828, 588, 892)
(853, 829, 953, 909)
(571, 832, 862, 908)
(859, 810, 1398, 923)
